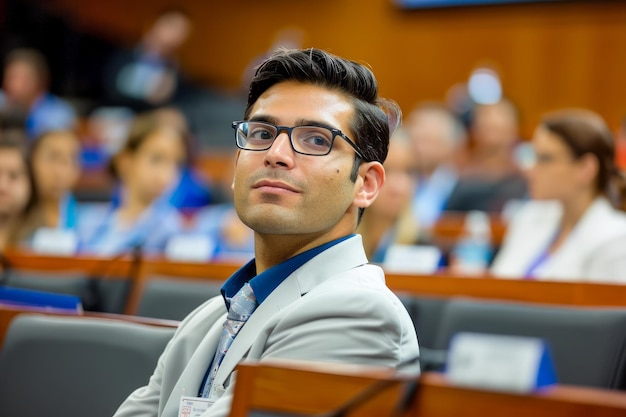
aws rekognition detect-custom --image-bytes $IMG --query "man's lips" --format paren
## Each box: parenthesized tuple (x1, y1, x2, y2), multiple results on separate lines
(252, 179, 300, 193)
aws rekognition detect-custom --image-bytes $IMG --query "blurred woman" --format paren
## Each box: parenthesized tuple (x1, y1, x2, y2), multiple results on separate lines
(0, 133, 35, 251)
(77, 111, 187, 256)
(357, 128, 419, 263)
(491, 109, 626, 282)
(24, 130, 81, 232)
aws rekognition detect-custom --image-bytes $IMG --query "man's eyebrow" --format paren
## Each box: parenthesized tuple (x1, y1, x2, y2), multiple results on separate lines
(294, 119, 339, 131)
(248, 115, 341, 131)
(248, 115, 278, 124)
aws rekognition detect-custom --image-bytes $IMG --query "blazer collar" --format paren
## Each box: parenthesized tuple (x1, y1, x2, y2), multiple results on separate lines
(212, 235, 368, 387)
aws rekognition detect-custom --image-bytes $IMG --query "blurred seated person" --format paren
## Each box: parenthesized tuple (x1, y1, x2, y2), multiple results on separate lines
(405, 103, 466, 233)
(103, 7, 191, 112)
(150, 107, 219, 211)
(0, 132, 35, 251)
(18, 130, 82, 253)
(173, 148, 254, 263)
(0, 48, 77, 139)
(77, 112, 186, 256)
(491, 109, 626, 282)
(28, 130, 81, 228)
(445, 98, 527, 213)
(358, 128, 419, 262)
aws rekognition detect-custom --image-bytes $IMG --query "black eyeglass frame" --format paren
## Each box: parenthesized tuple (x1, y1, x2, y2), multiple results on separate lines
(232, 120, 365, 160)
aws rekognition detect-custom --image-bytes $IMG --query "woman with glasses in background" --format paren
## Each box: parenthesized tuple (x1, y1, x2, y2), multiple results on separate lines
(491, 109, 626, 282)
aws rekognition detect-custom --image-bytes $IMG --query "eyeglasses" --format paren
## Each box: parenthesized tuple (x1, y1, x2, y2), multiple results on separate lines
(232, 120, 364, 159)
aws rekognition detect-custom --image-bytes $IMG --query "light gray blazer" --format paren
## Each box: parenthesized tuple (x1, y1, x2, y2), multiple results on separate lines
(491, 197, 626, 282)
(113, 235, 420, 417)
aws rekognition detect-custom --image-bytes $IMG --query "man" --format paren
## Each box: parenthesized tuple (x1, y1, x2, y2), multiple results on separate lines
(0, 48, 77, 139)
(405, 103, 466, 232)
(114, 48, 419, 417)
(445, 98, 528, 213)
(104, 7, 192, 111)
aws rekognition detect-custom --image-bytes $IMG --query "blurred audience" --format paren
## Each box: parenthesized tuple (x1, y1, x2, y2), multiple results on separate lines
(358, 128, 419, 262)
(405, 103, 466, 234)
(491, 109, 626, 282)
(445, 98, 528, 213)
(0, 133, 36, 251)
(0, 48, 77, 139)
(77, 111, 186, 256)
(103, 7, 192, 112)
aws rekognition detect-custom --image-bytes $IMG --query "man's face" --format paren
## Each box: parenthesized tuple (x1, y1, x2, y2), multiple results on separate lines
(406, 113, 454, 174)
(233, 81, 365, 238)
(3, 61, 42, 106)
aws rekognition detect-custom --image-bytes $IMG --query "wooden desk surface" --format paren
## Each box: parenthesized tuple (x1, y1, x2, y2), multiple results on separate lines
(385, 271, 626, 308)
(231, 361, 626, 417)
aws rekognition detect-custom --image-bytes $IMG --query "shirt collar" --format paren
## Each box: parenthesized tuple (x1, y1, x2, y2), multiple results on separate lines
(221, 234, 355, 308)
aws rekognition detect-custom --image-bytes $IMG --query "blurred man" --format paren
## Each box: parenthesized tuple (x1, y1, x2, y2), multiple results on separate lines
(445, 98, 528, 213)
(104, 7, 192, 111)
(405, 103, 466, 232)
(0, 48, 77, 139)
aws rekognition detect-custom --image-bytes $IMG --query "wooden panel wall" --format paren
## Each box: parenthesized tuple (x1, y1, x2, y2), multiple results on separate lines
(51, 0, 626, 136)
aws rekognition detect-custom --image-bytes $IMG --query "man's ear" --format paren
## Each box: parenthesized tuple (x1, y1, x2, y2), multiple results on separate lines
(354, 161, 385, 208)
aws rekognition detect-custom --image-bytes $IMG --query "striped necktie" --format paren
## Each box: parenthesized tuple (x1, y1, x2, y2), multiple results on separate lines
(200, 282, 257, 398)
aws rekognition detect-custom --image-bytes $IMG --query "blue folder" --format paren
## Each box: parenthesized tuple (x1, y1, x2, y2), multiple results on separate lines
(0, 286, 82, 312)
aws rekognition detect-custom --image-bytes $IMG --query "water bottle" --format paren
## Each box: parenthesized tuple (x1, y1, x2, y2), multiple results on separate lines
(451, 211, 492, 275)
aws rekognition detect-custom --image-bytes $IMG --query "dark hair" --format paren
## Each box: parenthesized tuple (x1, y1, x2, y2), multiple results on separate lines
(108, 109, 190, 180)
(244, 48, 400, 165)
(4, 48, 50, 87)
(0, 131, 37, 215)
(541, 109, 626, 211)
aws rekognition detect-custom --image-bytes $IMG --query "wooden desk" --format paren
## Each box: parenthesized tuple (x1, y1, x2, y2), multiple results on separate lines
(6, 250, 626, 317)
(2, 249, 139, 278)
(385, 272, 626, 308)
(231, 361, 626, 417)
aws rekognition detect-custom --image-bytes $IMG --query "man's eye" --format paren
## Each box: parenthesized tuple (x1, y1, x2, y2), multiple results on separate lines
(249, 129, 274, 140)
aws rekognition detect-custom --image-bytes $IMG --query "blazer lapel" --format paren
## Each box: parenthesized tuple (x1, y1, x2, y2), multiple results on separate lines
(212, 235, 369, 388)
(212, 276, 302, 388)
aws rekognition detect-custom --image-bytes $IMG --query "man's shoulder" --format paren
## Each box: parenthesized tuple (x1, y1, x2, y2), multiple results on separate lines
(300, 264, 405, 315)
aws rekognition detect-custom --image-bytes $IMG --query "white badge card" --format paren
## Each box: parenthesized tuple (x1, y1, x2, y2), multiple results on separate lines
(179, 396, 213, 417)
(445, 332, 557, 393)
(383, 244, 442, 274)
(32, 228, 78, 255)
(165, 235, 215, 262)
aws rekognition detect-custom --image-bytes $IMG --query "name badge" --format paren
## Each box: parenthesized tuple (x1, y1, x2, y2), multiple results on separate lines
(383, 244, 442, 274)
(32, 228, 78, 255)
(165, 235, 215, 262)
(445, 332, 557, 393)
(179, 396, 213, 417)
